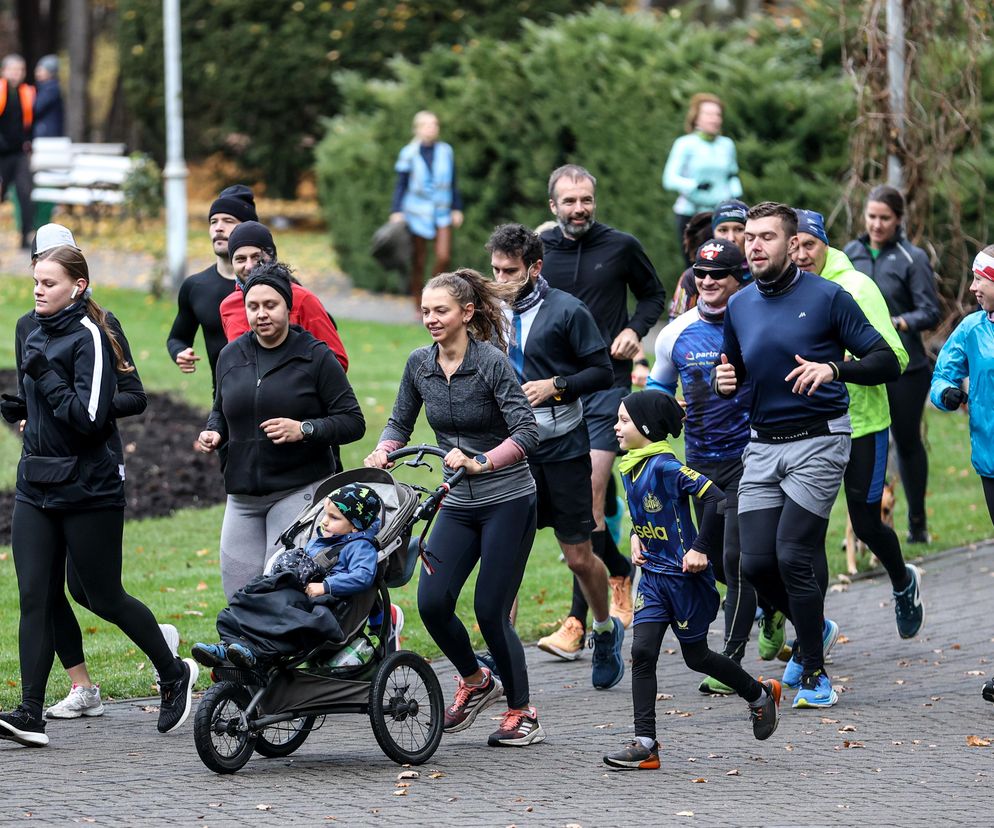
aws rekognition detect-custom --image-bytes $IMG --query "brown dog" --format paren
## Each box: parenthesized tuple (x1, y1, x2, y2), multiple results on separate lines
(845, 479, 897, 575)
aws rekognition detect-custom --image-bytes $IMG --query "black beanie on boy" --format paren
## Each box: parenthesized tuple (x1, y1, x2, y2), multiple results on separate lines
(209, 184, 258, 223)
(622, 390, 684, 442)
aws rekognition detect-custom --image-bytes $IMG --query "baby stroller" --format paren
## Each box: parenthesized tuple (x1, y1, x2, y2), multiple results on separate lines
(193, 445, 465, 774)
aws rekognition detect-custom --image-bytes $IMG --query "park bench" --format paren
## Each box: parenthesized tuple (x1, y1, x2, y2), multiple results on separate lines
(30, 137, 135, 209)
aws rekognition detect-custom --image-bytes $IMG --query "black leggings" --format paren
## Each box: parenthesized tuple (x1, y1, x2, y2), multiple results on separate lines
(844, 429, 909, 590)
(51, 560, 88, 669)
(739, 498, 829, 676)
(631, 622, 762, 740)
(983, 477, 994, 526)
(418, 495, 536, 709)
(690, 457, 772, 661)
(886, 365, 931, 529)
(11, 502, 179, 717)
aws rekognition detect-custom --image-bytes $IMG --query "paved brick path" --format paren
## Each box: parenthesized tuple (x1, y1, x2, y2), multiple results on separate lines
(3, 541, 993, 826)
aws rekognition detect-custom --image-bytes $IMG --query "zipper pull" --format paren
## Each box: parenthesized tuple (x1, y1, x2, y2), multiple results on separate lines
(257, 378, 261, 387)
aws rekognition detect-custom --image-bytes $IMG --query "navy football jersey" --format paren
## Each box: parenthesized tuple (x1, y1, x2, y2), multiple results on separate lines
(621, 450, 715, 576)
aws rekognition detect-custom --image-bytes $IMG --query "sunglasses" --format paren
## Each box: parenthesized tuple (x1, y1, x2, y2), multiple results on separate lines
(692, 267, 736, 281)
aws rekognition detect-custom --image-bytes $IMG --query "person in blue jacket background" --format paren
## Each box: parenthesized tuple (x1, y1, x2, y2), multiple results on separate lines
(390, 110, 465, 310)
(930, 246, 994, 525)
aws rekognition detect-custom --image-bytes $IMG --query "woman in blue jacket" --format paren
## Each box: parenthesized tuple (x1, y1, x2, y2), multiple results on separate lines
(845, 186, 941, 543)
(0, 245, 198, 747)
(930, 246, 994, 524)
(389, 110, 465, 310)
(662, 94, 743, 263)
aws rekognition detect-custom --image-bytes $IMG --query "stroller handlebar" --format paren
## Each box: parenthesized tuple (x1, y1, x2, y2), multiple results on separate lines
(385, 445, 467, 516)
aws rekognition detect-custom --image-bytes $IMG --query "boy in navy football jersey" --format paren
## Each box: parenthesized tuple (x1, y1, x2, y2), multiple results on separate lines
(602, 391, 781, 770)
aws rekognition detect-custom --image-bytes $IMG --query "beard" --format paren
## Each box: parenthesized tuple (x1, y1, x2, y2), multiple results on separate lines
(557, 213, 594, 239)
(749, 252, 789, 283)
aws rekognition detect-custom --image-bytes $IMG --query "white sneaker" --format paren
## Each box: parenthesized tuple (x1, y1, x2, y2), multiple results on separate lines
(154, 624, 181, 691)
(45, 684, 105, 719)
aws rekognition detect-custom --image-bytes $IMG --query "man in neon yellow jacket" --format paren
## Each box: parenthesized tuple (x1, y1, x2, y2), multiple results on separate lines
(793, 209, 923, 640)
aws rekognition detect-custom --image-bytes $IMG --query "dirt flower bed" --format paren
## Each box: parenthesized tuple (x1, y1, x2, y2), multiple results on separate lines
(0, 369, 225, 544)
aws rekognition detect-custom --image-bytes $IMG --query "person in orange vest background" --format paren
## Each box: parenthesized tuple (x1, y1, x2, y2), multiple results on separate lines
(0, 54, 35, 249)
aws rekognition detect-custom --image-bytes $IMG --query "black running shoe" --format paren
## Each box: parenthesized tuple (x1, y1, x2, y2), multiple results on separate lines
(603, 740, 660, 770)
(191, 642, 227, 668)
(750, 679, 782, 740)
(157, 658, 199, 734)
(0, 706, 48, 747)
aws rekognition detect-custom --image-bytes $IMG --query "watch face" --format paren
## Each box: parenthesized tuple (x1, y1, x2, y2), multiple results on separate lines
(474, 454, 488, 465)
(301, 421, 314, 435)
(554, 376, 567, 391)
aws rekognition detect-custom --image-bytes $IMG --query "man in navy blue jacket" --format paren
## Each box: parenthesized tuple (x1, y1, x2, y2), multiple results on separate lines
(713, 202, 901, 709)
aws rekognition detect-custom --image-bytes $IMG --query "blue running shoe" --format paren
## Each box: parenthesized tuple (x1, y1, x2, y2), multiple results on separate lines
(893, 564, 924, 639)
(591, 617, 625, 690)
(822, 618, 840, 660)
(782, 645, 803, 689)
(226, 642, 257, 668)
(605, 496, 625, 546)
(792, 670, 838, 708)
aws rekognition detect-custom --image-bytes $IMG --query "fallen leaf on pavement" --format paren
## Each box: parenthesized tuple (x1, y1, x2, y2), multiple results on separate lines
(691, 778, 707, 783)
(397, 770, 420, 780)
(842, 740, 865, 748)
(256, 804, 272, 811)
(820, 717, 839, 724)
(838, 725, 857, 733)
(726, 769, 740, 776)
(656, 693, 674, 700)
(392, 789, 407, 797)
(429, 772, 445, 779)
(675, 811, 694, 817)
(966, 735, 991, 747)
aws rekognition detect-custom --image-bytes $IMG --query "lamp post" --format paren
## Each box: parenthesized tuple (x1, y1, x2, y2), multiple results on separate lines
(886, 0, 906, 189)
(163, 0, 188, 290)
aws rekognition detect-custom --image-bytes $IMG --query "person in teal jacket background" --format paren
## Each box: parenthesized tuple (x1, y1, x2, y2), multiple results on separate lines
(662, 93, 743, 263)
(931, 246, 994, 525)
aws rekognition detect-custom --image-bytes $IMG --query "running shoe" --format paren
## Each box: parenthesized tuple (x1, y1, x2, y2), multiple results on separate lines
(982, 677, 994, 704)
(603, 740, 660, 770)
(487, 705, 545, 747)
(0, 706, 49, 747)
(475, 650, 500, 681)
(443, 668, 503, 733)
(698, 675, 735, 695)
(45, 684, 104, 719)
(537, 616, 585, 661)
(893, 564, 924, 639)
(153, 623, 181, 691)
(822, 618, 840, 660)
(757, 610, 788, 661)
(793, 670, 838, 709)
(609, 575, 634, 629)
(156, 658, 199, 733)
(906, 518, 930, 545)
(191, 642, 228, 668)
(782, 645, 803, 689)
(750, 679, 782, 739)
(388, 603, 405, 653)
(226, 642, 258, 669)
(591, 617, 625, 690)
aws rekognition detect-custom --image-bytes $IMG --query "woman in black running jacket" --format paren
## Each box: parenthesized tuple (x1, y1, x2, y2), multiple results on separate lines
(0, 245, 198, 749)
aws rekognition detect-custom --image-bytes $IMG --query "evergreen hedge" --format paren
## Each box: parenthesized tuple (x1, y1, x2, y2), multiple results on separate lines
(315, 7, 858, 293)
(117, 0, 618, 198)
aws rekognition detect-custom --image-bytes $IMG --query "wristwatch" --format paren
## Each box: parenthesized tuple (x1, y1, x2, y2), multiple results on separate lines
(300, 420, 315, 438)
(553, 375, 568, 398)
(474, 453, 489, 469)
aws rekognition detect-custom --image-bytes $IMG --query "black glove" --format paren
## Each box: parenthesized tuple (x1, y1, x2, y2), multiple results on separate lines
(696, 181, 712, 191)
(0, 393, 26, 424)
(21, 350, 51, 381)
(941, 387, 968, 409)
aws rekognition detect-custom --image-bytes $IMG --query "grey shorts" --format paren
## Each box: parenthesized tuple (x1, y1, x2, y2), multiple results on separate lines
(582, 386, 628, 453)
(737, 435, 851, 519)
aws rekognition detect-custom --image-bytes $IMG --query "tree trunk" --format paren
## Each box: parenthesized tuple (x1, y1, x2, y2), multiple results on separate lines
(66, 0, 91, 141)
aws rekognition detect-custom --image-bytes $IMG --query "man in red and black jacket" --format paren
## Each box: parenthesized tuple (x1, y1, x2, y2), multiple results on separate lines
(0, 54, 36, 249)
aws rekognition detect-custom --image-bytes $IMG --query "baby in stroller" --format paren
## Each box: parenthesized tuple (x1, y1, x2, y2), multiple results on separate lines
(192, 484, 382, 669)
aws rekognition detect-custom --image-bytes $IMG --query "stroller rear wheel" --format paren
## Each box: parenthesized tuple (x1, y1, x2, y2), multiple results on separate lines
(369, 650, 444, 765)
(255, 715, 319, 758)
(194, 681, 257, 774)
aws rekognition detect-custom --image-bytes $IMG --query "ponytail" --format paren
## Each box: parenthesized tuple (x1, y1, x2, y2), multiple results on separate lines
(85, 297, 135, 374)
(425, 268, 514, 352)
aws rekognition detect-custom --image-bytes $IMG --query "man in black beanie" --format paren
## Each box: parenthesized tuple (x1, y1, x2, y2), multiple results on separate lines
(166, 184, 259, 393)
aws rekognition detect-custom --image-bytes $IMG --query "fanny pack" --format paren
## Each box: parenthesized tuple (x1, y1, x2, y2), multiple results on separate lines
(534, 399, 583, 443)
(20, 455, 79, 485)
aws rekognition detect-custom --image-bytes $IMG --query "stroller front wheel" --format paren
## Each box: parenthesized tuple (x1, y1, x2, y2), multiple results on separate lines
(369, 650, 444, 765)
(194, 681, 257, 774)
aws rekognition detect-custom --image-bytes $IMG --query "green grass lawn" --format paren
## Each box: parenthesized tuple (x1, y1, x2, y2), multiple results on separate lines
(0, 277, 991, 710)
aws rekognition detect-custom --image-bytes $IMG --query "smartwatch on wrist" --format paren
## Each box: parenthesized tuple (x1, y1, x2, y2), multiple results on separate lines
(474, 453, 489, 469)
(553, 375, 567, 400)
(300, 420, 315, 439)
